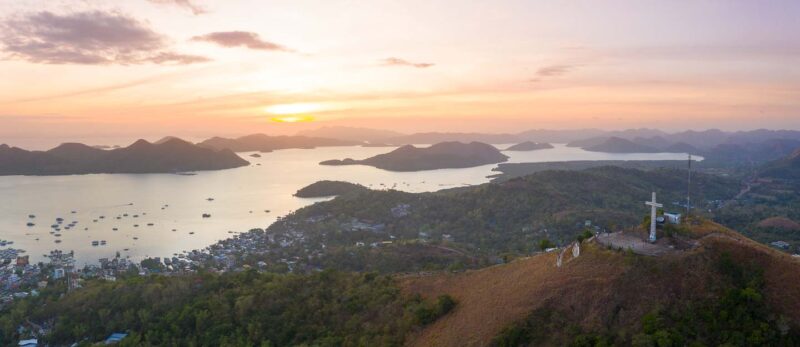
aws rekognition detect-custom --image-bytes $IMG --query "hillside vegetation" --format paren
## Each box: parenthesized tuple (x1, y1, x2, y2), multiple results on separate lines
(262, 167, 738, 273)
(0, 271, 454, 346)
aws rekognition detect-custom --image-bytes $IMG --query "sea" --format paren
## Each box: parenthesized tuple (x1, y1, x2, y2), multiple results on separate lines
(0, 144, 694, 265)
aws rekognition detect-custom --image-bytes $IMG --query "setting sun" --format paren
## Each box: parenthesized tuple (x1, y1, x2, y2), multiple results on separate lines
(270, 115, 315, 123)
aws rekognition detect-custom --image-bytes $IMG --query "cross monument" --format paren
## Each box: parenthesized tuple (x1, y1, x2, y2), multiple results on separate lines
(645, 192, 663, 243)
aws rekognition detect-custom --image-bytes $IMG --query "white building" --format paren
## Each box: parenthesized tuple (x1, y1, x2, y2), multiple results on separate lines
(663, 213, 682, 224)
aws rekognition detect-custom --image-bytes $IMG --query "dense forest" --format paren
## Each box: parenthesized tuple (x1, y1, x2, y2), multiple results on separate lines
(0, 270, 454, 346)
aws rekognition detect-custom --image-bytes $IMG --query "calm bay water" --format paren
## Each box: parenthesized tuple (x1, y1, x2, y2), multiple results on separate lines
(0, 144, 693, 265)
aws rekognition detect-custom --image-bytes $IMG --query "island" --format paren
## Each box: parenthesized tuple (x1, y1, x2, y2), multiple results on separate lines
(0, 138, 249, 175)
(320, 141, 509, 171)
(197, 133, 359, 152)
(294, 180, 368, 198)
(504, 141, 554, 151)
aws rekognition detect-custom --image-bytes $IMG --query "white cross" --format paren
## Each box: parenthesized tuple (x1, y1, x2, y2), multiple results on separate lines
(645, 192, 663, 242)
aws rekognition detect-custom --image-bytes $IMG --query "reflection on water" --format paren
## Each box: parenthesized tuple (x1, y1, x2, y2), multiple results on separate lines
(0, 144, 693, 265)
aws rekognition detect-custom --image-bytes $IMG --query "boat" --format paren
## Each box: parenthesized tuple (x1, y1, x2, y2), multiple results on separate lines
(92, 241, 99, 246)
(189, 232, 195, 235)
(147, 223, 154, 226)
(133, 237, 138, 240)
(26, 222, 35, 227)
(134, 224, 139, 227)
(28, 214, 35, 219)
(54, 240, 61, 243)
(100, 240, 107, 245)
(112, 228, 118, 231)
(207, 198, 215, 201)
(54, 234, 61, 237)
(202, 213, 211, 218)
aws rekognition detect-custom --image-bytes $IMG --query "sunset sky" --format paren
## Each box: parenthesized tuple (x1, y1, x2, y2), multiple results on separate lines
(1, 0, 799, 148)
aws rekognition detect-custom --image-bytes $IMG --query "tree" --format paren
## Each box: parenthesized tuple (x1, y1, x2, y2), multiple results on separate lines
(539, 238, 555, 251)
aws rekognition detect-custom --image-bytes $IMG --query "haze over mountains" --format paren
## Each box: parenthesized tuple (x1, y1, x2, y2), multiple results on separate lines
(297, 126, 800, 166)
(292, 126, 800, 149)
(197, 134, 358, 152)
(4, 126, 800, 176)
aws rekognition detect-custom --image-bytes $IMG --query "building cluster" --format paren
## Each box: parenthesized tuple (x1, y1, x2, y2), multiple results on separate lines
(0, 253, 42, 307)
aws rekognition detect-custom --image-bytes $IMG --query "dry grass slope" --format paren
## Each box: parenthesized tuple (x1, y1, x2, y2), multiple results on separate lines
(401, 221, 800, 347)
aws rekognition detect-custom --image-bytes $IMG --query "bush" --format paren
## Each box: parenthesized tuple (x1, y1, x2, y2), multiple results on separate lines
(539, 238, 555, 251)
(411, 294, 458, 325)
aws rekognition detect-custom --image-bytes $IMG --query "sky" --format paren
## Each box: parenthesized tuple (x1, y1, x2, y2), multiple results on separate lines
(1, 0, 800, 148)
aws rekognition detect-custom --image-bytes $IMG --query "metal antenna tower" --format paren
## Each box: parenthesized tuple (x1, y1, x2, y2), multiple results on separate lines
(687, 154, 692, 216)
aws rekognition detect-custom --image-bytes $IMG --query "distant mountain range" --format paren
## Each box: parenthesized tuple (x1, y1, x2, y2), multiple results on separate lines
(320, 141, 508, 171)
(197, 134, 359, 152)
(292, 126, 800, 152)
(583, 137, 663, 153)
(383, 132, 522, 145)
(0, 138, 248, 175)
(297, 126, 405, 143)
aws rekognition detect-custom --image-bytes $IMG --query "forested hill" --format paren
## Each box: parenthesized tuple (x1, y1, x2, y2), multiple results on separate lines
(0, 138, 248, 175)
(259, 166, 739, 273)
(0, 271, 456, 346)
